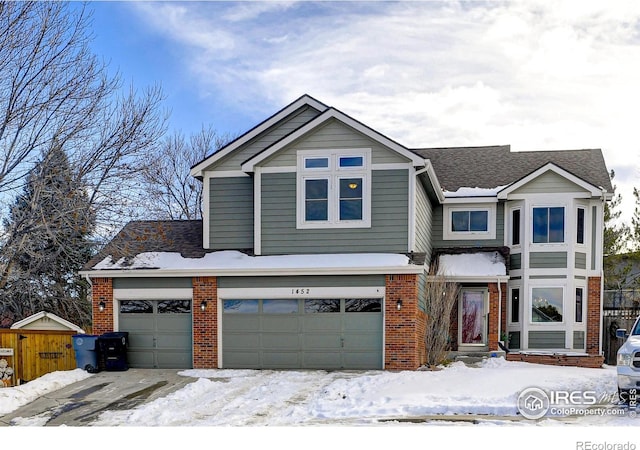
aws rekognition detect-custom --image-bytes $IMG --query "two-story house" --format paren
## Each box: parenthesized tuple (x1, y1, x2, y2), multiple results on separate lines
(81, 95, 612, 370)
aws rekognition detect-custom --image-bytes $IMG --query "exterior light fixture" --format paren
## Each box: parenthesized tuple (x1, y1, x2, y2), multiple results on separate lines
(200, 300, 207, 311)
(396, 300, 402, 311)
(98, 301, 106, 312)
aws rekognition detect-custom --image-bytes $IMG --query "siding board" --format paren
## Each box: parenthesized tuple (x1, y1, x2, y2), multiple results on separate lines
(529, 252, 568, 269)
(209, 177, 254, 249)
(528, 330, 566, 348)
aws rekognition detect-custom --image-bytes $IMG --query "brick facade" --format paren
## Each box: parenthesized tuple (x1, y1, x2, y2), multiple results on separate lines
(385, 274, 424, 370)
(586, 276, 602, 356)
(192, 276, 218, 368)
(91, 277, 113, 335)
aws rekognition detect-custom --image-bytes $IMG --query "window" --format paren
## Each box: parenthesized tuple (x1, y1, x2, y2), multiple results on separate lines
(443, 204, 496, 240)
(304, 299, 340, 313)
(531, 287, 563, 323)
(297, 149, 371, 229)
(533, 206, 564, 243)
(120, 300, 153, 314)
(511, 209, 521, 246)
(263, 299, 299, 314)
(575, 288, 584, 323)
(577, 207, 585, 244)
(158, 300, 191, 314)
(345, 298, 381, 312)
(223, 300, 259, 314)
(510, 288, 520, 323)
(452, 210, 488, 232)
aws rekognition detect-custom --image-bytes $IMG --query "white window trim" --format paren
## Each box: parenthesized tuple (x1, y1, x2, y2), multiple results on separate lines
(296, 149, 372, 229)
(443, 203, 496, 240)
(576, 205, 587, 247)
(509, 206, 522, 249)
(508, 285, 521, 325)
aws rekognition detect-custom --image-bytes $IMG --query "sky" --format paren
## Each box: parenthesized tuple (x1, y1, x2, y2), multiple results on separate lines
(84, 0, 640, 225)
(1, 358, 637, 448)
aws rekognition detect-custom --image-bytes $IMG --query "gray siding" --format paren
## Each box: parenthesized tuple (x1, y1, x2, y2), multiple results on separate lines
(529, 252, 568, 268)
(431, 202, 505, 248)
(260, 170, 409, 254)
(211, 106, 322, 171)
(510, 253, 521, 270)
(528, 331, 566, 349)
(209, 177, 254, 249)
(113, 278, 192, 289)
(262, 119, 409, 167)
(219, 275, 385, 289)
(415, 179, 433, 257)
(575, 252, 587, 269)
(573, 331, 585, 349)
(511, 171, 589, 195)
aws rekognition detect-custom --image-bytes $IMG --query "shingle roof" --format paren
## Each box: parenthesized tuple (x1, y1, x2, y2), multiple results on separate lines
(412, 145, 613, 193)
(82, 221, 219, 271)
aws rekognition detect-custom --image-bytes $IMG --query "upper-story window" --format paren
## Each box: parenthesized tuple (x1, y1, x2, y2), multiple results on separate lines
(511, 208, 521, 246)
(443, 204, 496, 240)
(297, 149, 371, 229)
(576, 207, 585, 245)
(532, 206, 564, 244)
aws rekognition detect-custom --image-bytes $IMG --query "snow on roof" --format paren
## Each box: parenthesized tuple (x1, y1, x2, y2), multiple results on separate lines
(437, 251, 506, 277)
(443, 185, 508, 197)
(92, 251, 412, 272)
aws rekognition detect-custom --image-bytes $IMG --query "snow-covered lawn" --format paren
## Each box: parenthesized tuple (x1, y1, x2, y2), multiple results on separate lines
(2, 358, 637, 449)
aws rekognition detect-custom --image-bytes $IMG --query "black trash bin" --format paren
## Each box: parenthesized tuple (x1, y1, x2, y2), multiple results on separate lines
(97, 332, 129, 371)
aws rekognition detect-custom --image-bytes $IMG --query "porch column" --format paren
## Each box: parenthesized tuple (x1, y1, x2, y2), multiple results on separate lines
(91, 277, 113, 335)
(193, 276, 218, 368)
(385, 274, 425, 370)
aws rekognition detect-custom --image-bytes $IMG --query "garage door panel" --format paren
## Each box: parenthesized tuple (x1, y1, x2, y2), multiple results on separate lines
(302, 333, 341, 349)
(261, 316, 298, 332)
(222, 297, 382, 370)
(156, 315, 191, 329)
(156, 350, 192, 369)
(262, 351, 300, 367)
(128, 333, 155, 349)
(120, 316, 155, 331)
(344, 314, 382, 330)
(224, 333, 260, 349)
(302, 315, 341, 331)
(224, 351, 261, 368)
(343, 351, 382, 369)
(303, 352, 341, 368)
(222, 316, 260, 331)
(261, 333, 300, 349)
(156, 333, 191, 349)
(126, 349, 155, 369)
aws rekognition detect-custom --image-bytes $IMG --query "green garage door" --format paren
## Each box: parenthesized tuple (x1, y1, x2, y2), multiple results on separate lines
(222, 298, 382, 369)
(118, 300, 193, 369)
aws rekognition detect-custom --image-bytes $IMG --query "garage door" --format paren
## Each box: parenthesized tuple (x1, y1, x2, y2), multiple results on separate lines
(222, 298, 382, 369)
(118, 300, 193, 369)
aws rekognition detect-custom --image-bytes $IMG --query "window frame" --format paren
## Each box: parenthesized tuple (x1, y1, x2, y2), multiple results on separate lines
(296, 149, 372, 229)
(576, 206, 586, 245)
(510, 207, 521, 247)
(530, 286, 565, 324)
(443, 203, 496, 240)
(509, 287, 520, 324)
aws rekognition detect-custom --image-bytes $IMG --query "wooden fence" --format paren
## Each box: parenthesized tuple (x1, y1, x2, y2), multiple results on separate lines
(0, 329, 79, 386)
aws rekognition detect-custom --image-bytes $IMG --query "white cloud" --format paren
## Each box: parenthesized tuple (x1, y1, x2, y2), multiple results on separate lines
(131, 0, 640, 222)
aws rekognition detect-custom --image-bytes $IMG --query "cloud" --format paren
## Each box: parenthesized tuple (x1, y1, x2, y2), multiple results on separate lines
(130, 0, 640, 222)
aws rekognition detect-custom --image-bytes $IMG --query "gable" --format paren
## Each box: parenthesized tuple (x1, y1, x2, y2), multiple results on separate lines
(259, 118, 411, 168)
(509, 170, 591, 195)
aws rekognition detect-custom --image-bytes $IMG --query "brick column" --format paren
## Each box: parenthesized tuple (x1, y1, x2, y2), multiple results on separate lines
(91, 277, 113, 335)
(385, 274, 423, 370)
(193, 276, 217, 368)
(487, 283, 507, 351)
(586, 276, 602, 356)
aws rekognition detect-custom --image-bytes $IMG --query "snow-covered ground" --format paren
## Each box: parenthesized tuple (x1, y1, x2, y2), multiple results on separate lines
(2, 358, 637, 449)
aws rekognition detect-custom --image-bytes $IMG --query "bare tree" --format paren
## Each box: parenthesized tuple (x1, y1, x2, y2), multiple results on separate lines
(0, 2, 166, 326)
(141, 125, 232, 220)
(423, 270, 459, 368)
(0, 2, 166, 228)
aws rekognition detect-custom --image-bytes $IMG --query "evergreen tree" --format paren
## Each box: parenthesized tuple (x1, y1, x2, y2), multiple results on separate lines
(631, 187, 640, 254)
(603, 170, 633, 291)
(0, 143, 95, 327)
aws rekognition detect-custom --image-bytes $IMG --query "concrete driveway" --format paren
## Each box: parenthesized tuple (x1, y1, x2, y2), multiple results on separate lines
(0, 369, 195, 426)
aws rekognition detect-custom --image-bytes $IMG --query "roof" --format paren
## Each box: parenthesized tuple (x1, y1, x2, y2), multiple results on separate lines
(82, 221, 218, 271)
(411, 145, 612, 193)
(82, 220, 425, 276)
(10, 311, 85, 333)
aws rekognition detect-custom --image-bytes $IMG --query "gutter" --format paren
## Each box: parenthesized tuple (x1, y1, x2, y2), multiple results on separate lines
(79, 264, 425, 279)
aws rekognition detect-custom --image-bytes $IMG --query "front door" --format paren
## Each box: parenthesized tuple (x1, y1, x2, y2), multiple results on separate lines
(458, 289, 488, 350)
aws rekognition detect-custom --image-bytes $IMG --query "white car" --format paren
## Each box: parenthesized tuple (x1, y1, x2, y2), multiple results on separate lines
(617, 317, 640, 405)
